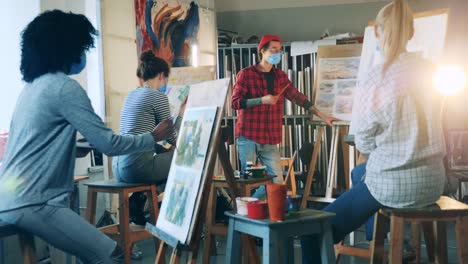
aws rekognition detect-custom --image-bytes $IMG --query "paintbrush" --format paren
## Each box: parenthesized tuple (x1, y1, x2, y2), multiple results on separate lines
(277, 83, 290, 97)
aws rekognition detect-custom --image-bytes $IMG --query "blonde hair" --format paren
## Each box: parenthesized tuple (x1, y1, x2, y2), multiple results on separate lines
(376, 0, 414, 73)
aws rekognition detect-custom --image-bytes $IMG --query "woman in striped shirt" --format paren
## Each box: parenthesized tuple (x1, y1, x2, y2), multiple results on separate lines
(113, 51, 184, 225)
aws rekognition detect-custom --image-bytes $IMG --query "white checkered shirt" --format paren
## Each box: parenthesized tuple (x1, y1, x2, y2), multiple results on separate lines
(350, 53, 446, 208)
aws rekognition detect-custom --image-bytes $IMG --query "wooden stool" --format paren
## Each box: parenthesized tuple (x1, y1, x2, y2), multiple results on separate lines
(85, 180, 160, 264)
(371, 196, 468, 264)
(0, 222, 36, 264)
(203, 176, 274, 264)
(225, 209, 336, 264)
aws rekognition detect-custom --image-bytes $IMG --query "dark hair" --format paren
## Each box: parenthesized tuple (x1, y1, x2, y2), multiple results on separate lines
(258, 41, 271, 61)
(136, 51, 170, 81)
(20, 10, 98, 83)
(258, 40, 281, 61)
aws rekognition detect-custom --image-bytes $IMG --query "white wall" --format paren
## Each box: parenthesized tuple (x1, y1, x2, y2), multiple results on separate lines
(0, 2, 41, 263)
(0, 0, 105, 129)
(0, 1, 41, 129)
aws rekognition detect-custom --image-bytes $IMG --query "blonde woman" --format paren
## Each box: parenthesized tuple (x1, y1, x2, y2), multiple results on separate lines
(302, 1, 446, 262)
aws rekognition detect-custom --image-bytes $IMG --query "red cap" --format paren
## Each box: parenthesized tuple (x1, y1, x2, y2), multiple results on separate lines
(258, 35, 282, 51)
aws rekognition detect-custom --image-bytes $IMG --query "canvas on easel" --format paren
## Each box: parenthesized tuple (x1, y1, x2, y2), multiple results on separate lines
(358, 9, 449, 82)
(351, 9, 449, 135)
(312, 44, 363, 122)
(148, 78, 230, 247)
(165, 66, 216, 120)
(302, 44, 362, 207)
(156, 106, 218, 244)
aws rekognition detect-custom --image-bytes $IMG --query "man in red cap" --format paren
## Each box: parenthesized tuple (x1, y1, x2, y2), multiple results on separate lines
(231, 34, 338, 199)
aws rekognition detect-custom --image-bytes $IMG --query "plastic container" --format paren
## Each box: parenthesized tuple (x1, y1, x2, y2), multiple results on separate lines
(266, 183, 287, 221)
(236, 197, 258, 216)
(246, 200, 268, 219)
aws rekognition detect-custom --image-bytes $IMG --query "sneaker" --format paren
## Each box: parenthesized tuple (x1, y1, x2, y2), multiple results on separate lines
(131, 244, 143, 260)
(131, 213, 148, 226)
(129, 192, 147, 226)
(402, 239, 416, 262)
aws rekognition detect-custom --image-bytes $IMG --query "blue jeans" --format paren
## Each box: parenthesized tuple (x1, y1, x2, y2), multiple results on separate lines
(0, 204, 121, 264)
(236, 136, 282, 199)
(301, 163, 383, 263)
(113, 151, 173, 184)
(351, 164, 375, 241)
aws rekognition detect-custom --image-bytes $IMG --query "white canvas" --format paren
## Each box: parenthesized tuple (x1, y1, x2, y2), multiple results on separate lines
(351, 12, 448, 134)
(186, 78, 230, 109)
(165, 66, 216, 120)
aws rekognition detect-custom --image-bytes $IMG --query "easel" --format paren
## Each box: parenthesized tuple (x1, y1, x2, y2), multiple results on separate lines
(300, 121, 353, 208)
(301, 43, 362, 207)
(151, 120, 260, 264)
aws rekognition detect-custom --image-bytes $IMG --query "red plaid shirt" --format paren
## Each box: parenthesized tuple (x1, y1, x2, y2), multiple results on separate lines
(231, 64, 312, 145)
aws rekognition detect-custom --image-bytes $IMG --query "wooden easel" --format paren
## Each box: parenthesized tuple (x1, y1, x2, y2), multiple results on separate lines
(301, 122, 353, 208)
(301, 43, 361, 207)
(153, 124, 259, 264)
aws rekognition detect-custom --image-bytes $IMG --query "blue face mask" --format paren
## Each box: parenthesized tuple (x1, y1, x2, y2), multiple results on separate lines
(267, 53, 281, 65)
(376, 45, 384, 57)
(68, 54, 86, 75)
(159, 83, 168, 94)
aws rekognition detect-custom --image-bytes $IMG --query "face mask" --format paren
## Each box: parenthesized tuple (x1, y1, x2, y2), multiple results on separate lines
(159, 83, 168, 94)
(68, 54, 86, 75)
(267, 53, 281, 65)
(375, 26, 385, 59)
(376, 45, 384, 57)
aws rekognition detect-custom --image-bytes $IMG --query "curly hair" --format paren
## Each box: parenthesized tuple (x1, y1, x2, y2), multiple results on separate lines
(136, 51, 170, 81)
(20, 10, 98, 83)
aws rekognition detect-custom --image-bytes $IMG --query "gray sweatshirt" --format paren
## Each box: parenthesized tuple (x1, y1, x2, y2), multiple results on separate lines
(0, 72, 154, 212)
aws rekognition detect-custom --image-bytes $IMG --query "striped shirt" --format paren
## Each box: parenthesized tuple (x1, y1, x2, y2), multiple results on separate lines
(351, 53, 446, 208)
(120, 86, 176, 145)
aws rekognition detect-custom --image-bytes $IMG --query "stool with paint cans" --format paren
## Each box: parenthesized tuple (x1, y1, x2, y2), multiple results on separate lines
(225, 209, 336, 264)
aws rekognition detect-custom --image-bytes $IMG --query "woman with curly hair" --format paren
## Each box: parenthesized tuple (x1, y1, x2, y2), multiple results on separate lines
(0, 10, 173, 263)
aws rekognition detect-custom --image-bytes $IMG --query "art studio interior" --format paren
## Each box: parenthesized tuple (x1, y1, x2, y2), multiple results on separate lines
(1, 0, 468, 263)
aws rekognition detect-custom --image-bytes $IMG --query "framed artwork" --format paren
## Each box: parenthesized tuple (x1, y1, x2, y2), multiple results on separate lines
(135, 0, 200, 67)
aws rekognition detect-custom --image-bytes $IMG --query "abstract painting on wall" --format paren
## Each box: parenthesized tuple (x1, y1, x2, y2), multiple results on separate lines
(135, 0, 200, 67)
